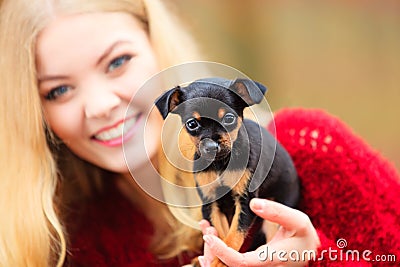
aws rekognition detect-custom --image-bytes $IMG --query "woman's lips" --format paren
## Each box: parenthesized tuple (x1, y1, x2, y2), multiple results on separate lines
(92, 113, 143, 147)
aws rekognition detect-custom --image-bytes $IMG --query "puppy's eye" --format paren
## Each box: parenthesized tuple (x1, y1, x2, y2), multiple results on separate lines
(185, 118, 200, 131)
(222, 113, 236, 125)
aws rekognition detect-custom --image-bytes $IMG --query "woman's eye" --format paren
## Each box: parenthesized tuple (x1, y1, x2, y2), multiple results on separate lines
(185, 118, 200, 131)
(45, 85, 71, 101)
(107, 55, 132, 72)
(222, 113, 236, 125)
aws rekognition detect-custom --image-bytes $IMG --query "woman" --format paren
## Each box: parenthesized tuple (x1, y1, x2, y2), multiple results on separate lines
(0, 0, 398, 266)
(0, 0, 203, 266)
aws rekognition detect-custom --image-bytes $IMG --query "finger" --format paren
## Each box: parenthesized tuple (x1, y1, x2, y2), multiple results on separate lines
(203, 232, 217, 266)
(199, 220, 211, 235)
(199, 221, 218, 237)
(250, 198, 311, 233)
(203, 235, 268, 267)
(199, 220, 218, 265)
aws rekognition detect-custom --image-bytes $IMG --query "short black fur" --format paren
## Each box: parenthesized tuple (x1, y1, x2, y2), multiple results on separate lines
(155, 77, 300, 257)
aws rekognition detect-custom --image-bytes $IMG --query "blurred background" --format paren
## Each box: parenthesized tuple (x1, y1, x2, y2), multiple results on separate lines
(175, 0, 400, 170)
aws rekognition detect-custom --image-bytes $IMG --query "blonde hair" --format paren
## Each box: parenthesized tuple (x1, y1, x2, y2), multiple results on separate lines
(0, 0, 202, 266)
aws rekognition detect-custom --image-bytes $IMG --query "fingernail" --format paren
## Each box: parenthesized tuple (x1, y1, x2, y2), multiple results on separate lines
(252, 198, 267, 211)
(203, 235, 214, 246)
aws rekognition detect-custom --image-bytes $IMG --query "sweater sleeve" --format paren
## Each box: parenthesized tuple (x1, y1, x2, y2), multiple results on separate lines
(268, 108, 400, 266)
(66, 185, 189, 267)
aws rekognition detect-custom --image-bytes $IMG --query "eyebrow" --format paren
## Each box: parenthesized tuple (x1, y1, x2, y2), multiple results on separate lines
(38, 75, 69, 83)
(38, 40, 132, 83)
(96, 40, 132, 67)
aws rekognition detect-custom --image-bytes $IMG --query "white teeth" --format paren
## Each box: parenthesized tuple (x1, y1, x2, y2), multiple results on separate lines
(94, 115, 138, 141)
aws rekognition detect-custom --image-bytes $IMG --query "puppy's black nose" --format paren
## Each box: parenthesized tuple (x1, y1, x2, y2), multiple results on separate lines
(199, 139, 220, 157)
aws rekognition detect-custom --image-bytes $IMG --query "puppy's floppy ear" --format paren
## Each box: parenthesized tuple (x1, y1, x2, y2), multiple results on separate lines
(229, 78, 267, 106)
(155, 86, 182, 119)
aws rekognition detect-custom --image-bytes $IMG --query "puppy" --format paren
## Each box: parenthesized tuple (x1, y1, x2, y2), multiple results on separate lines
(155, 78, 300, 266)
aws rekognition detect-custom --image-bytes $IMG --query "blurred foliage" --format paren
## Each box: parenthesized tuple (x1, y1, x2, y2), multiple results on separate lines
(176, 0, 400, 169)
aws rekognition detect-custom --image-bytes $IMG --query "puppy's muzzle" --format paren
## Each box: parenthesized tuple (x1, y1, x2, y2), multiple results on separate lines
(199, 138, 220, 160)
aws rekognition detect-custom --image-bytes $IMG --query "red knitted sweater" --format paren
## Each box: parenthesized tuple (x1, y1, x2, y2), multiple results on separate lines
(68, 108, 400, 266)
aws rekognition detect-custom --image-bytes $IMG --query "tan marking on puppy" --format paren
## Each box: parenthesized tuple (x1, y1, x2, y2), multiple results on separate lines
(169, 90, 181, 111)
(209, 197, 247, 267)
(229, 117, 242, 142)
(218, 108, 226, 119)
(219, 117, 243, 148)
(218, 117, 242, 152)
(222, 169, 251, 196)
(180, 124, 202, 156)
(178, 127, 197, 161)
(210, 203, 229, 240)
(211, 257, 230, 267)
(222, 198, 247, 250)
(231, 80, 256, 105)
(210, 199, 246, 267)
(192, 111, 201, 121)
(218, 132, 232, 151)
(189, 135, 201, 153)
(264, 220, 280, 243)
(194, 171, 219, 200)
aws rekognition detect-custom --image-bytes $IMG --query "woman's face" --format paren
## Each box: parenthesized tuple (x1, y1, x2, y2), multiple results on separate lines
(36, 12, 162, 173)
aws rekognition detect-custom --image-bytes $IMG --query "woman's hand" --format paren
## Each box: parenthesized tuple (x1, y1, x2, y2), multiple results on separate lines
(198, 198, 320, 267)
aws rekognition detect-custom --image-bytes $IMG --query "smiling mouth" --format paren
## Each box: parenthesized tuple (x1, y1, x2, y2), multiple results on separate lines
(92, 113, 143, 144)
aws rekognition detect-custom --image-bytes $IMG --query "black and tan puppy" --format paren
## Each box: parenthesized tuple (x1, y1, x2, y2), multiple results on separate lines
(155, 78, 300, 266)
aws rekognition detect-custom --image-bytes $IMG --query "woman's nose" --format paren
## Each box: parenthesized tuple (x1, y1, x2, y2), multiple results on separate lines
(84, 87, 121, 119)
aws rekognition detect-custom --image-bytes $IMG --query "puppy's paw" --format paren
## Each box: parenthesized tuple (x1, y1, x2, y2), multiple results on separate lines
(210, 258, 227, 267)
